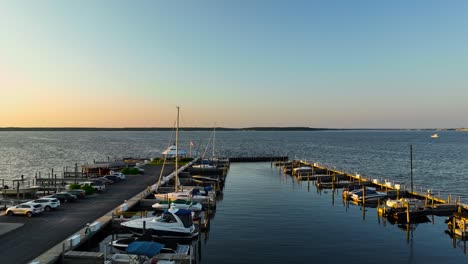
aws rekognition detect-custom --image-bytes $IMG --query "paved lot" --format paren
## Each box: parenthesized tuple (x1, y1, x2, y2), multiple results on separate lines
(0, 164, 173, 264)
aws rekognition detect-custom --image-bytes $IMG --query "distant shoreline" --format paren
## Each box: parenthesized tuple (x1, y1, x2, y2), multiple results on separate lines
(0, 127, 458, 131)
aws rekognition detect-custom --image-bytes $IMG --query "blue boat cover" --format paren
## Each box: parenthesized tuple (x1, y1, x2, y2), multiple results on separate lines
(126, 241, 165, 257)
(166, 208, 191, 216)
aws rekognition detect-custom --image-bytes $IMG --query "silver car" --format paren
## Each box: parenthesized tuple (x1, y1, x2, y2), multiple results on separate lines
(25, 198, 60, 212)
(6, 203, 44, 217)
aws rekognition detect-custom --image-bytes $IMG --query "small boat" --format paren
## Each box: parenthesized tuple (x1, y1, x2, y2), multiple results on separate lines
(292, 166, 313, 176)
(152, 200, 202, 212)
(120, 204, 198, 239)
(382, 198, 429, 223)
(1, 185, 41, 196)
(111, 233, 190, 255)
(431, 133, 439, 138)
(385, 198, 425, 209)
(108, 241, 190, 263)
(154, 187, 216, 205)
(342, 185, 374, 198)
(351, 188, 387, 203)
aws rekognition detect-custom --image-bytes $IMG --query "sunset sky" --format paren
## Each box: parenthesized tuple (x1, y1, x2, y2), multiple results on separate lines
(1, 1, 467, 128)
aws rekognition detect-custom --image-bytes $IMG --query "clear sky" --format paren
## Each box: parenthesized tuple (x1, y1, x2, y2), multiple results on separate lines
(1, 0, 467, 128)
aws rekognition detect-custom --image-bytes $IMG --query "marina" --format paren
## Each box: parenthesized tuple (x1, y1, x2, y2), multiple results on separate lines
(1, 130, 468, 264)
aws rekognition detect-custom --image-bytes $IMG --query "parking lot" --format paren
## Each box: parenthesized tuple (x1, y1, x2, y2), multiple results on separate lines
(0, 164, 173, 264)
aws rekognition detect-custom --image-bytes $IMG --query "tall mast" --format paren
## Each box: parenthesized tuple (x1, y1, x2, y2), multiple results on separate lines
(212, 127, 216, 157)
(410, 144, 413, 193)
(175, 106, 179, 191)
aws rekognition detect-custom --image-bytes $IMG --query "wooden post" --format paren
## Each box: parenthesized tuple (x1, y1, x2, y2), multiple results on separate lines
(406, 202, 410, 223)
(452, 216, 456, 235)
(362, 186, 366, 205)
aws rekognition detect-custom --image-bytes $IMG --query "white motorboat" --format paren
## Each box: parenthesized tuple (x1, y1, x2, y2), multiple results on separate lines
(120, 204, 198, 239)
(431, 133, 439, 138)
(152, 200, 202, 212)
(351, 188, 387, 203)
(385, 198, 425, 209)
(154, 190, 216, 207)
(292, 166, 313, 176)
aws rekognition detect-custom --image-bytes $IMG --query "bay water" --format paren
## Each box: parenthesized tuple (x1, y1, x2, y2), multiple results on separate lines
(1, 130, 467, 263)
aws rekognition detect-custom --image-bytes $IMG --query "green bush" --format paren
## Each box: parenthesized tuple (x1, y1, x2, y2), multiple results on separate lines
(149, 158, 165, 165)
(68, 183, 81, 190)
(121, 167, 139, 175)
(81, 185, 96, 195)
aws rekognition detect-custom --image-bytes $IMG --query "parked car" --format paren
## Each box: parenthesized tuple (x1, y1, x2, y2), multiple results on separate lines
(67, 189, 86, 199)
(82, 180, 106, 192)
(104, 175, 121, 183)
(110, 171, 126, 180)
(6, 203, 44, 217)
(25, 197, 60, 212)
(96, 177, 114, 185)
(50, 192, 78, 203)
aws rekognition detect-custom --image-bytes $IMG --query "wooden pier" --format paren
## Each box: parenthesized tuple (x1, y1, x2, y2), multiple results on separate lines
(278, 160, 468, 211)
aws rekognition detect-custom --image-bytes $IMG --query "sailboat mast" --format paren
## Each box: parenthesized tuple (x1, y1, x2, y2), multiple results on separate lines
(212, 127, 216, 157)
(175, 106, 179, 191)
(410, 144, 413, 193)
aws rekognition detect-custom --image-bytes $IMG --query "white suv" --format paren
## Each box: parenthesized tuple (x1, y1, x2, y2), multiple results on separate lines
(25, 197, 61, 212)
(110, 171, 126, 180)
(6, 203, 44, 217)
(82, 181, 106, 192)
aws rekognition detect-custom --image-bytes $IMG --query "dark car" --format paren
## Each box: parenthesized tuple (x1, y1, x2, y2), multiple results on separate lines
(96, 177, 114, 185)
(104, 175, 121, 182)
(50, 192, 78, 203)
(67, 189, 86, 199)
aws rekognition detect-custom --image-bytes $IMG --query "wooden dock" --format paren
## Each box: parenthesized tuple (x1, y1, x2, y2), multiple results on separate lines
(280, 160, 468, 210)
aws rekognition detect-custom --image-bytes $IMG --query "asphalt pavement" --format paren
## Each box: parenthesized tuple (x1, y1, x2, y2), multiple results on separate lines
(0, 164, 173, 264)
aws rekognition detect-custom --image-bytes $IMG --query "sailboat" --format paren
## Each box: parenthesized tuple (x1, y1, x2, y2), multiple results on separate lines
(188, 126, 229, 175)
(153, 107, 216, 205)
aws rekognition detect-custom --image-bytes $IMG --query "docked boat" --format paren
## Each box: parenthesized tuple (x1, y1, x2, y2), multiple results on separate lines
(111, 234, 190, 256)
(187, 163, 225, 175)
(120, 204, 198, 239)
(109, 241, 190, 263)
(386, 198, 425, 209)
(152, 199, 202, 212)
(351, 188, 387, 203)
(1, 185, 41, 196)
(342, 185, 374, 198)
(292, 166, 313, 176)
(154, 185, 216, 206)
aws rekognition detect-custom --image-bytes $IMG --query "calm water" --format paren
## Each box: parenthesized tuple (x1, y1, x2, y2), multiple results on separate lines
(202, 162, 467, 264)
(1, 130, 467, 201)
(1, 130, 467, 263)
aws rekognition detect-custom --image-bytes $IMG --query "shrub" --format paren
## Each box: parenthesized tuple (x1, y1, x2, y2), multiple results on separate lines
(68, 183, 82, 190)
(81, 185, 96, 195)
(121, 167, 139, 175)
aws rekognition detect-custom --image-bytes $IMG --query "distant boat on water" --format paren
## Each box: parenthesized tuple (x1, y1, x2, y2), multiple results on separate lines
(431, 133, 439, 138)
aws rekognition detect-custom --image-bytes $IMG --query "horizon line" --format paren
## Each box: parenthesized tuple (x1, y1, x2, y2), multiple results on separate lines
(0, 127, 460, 131)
